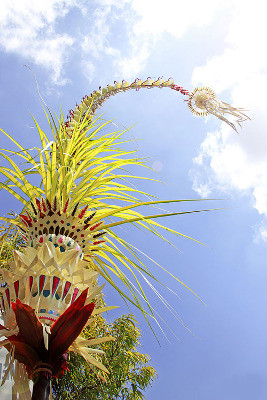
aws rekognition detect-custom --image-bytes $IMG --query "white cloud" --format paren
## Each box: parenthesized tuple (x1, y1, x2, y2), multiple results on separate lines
(80, 3, 126, 80)
(116, 0, 225, 77)
(115, 46, 150, 78)
(253, 222, 267, 244)
(0, 0, 79, 84)
(191, 0, 267, 241)
(81, 6, 112, 59)
(81, 60, 96, 84)
(0, 0, 233, 85)
(129, 0, 222, 38)
(88, 0, 228, 78)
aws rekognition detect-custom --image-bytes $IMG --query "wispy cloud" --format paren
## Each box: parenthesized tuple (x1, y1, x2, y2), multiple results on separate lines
(79, 0, 225, 79)
(0, 0, 79, 84)
(254, 223, 267, 244)
(0, 0, 227, 83)
(111, 0, 224, 78)
(191, 0, 267, 240)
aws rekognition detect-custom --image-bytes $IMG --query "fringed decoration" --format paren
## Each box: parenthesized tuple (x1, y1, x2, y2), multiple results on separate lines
(187, 87, 250, 132)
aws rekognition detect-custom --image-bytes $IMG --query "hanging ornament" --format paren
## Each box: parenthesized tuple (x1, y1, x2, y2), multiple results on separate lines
(187, 87, 249, 132)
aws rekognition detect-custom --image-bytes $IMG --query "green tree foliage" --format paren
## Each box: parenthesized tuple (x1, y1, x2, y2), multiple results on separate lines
(0, 225, 24, 269)
(52, 314, 157, 399)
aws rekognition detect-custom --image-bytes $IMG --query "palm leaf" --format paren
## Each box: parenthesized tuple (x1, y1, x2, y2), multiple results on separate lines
(0, 108, 216, 331)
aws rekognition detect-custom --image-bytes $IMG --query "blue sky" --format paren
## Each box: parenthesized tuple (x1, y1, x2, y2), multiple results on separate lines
(0, 1, 267, 399)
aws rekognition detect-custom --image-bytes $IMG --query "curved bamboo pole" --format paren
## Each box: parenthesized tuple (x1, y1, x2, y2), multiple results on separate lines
(65, 77, 249, 135)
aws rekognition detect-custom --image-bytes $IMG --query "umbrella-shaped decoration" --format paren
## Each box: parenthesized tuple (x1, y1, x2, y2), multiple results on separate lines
(0, 76, 248, 399)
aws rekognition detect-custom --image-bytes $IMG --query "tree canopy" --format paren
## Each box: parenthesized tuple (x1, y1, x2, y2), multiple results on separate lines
(52, 314, 157, 399)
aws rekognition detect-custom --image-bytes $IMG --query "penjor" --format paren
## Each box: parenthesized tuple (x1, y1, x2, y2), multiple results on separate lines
(0, 76, 249, 399)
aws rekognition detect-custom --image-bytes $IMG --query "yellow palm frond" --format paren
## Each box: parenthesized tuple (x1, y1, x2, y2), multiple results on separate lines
(0, 108, 212, 328)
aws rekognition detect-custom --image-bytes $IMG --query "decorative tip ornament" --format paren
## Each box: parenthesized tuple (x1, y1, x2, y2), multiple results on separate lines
(187, 87, 250, 132)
